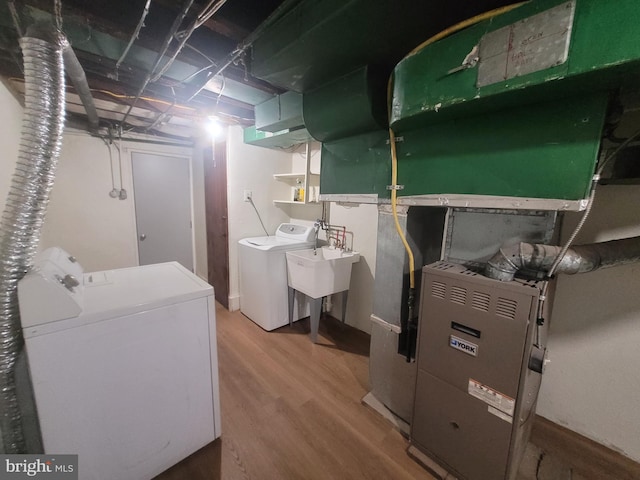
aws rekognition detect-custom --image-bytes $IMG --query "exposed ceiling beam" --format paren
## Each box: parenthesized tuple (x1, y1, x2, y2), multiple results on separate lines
(200, 17, 250, 42)
(0, 0, 293, 136)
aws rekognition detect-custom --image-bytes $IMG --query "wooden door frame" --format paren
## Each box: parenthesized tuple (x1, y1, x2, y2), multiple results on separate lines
(204, 139, 230, 308)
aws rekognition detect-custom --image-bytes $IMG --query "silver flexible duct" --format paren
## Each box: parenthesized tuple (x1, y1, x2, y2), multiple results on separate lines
(485, 236, 640, 282)
(0, 29, 66, 453)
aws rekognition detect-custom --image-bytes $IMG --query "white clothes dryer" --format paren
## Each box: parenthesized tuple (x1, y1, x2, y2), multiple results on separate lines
(18, 247, 220, 480)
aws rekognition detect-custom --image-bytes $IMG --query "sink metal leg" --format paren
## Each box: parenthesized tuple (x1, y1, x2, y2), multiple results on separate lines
(310, 297, 322, 343)
(341, 290, 348, 324)
(287, 287, 295, 327)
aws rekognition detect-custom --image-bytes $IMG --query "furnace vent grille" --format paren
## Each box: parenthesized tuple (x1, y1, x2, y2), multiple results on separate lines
(472, 291, 491, 312)
(432, 281, 446, 299)
(450, 286, 467, 305)
(496, 297, 518, 319)
(432, 262, 456, 271)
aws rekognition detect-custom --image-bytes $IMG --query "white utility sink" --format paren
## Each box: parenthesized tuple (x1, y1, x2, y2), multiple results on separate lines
(286, 246, 360, 299)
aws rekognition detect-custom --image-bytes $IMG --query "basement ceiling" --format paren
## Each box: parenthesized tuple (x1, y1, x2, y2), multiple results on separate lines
(0, 0, 513, 140)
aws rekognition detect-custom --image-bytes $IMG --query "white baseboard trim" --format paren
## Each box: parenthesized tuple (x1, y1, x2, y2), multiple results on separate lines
(228, 295, 240, 311)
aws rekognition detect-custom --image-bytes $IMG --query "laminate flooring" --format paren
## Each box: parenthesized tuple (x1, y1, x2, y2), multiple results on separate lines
(156, 303, 434, 480)
(155, 304, 638, 480)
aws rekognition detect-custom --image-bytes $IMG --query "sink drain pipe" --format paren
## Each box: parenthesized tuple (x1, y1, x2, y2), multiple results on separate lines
(0, 26, 66, 453)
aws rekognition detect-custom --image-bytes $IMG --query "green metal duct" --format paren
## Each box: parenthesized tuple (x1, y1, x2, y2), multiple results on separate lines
(321, 0, 640, 207)
(320, 130, 390, 198)
(255, 91, 302, 132)
(303, 66, 387, 143)
(243, 125, 314, 149)
(383, 0, 640, 205)
(250, 0, 518, 92)
(249, 0, 640, 206)
(397, 92, 608, 201)
(390, 0, 640, 131)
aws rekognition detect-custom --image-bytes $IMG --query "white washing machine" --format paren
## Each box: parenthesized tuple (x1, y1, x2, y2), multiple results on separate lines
(239, 223, 314, 331)
(18, 247, 220, 480)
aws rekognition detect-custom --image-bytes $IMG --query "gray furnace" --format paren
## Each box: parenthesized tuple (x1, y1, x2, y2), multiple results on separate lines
(410, 262, 549, 480)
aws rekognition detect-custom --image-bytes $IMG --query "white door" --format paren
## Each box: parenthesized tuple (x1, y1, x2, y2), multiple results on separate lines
(131, 152, 194, 271)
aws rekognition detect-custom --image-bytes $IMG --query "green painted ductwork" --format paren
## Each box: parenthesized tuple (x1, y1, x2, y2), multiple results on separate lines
(303, 66, 387, 143)
(397, 92, 608, 201)
(390, 0, 640, 131)
(303, 66, 390, 197)
(249, 0, 640, 206)
(381, 0, 640, 204)
(250, 0, 518, 92)
(320, 130, 391, 198)
(243, 125, 314, 149)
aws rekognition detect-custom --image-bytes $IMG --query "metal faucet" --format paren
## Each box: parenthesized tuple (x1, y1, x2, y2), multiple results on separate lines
(313, 220, 321, 255)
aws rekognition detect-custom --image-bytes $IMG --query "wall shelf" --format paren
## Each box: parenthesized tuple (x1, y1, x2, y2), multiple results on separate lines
(273, 200, 320, 205)
(273, 173, 307, 180)
(273, 144, 321, 205)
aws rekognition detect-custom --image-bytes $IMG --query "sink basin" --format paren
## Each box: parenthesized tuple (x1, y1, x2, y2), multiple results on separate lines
(286, 247, 360, 299)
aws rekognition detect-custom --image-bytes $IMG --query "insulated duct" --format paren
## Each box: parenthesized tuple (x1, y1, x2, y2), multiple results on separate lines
(485, 236, 640, 282)
(0, 28, 66, 453)
(62, 40, 99, 132)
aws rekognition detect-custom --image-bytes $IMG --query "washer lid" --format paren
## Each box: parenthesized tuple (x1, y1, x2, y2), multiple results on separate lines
(239, 236, 313, 251)
(22, 262, 213, 337)
(241, 235, 278, 246)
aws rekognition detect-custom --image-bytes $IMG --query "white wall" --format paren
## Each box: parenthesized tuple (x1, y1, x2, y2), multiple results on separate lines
(39, 130, 198, 273)
(0, 84, 203, 276)
(537, 185, 640, 462)
(225, 125, 290, 310)
(327, 203, 378, 334)
(40, 131, 138, 270)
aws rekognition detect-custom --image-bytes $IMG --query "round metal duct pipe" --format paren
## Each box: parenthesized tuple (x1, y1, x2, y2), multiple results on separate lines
(485, 236, 640, 282)
(0, 27, 66, 453)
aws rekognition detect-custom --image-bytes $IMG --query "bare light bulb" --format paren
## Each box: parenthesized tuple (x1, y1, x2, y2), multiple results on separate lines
(206, 118, 223, 138)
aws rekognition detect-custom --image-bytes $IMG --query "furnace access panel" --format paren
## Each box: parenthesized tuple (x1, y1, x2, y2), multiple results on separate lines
(411, 262, 547, 480)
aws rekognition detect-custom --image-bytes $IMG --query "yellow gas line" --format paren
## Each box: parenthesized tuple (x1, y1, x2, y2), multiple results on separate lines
(387, 2, 526, 290)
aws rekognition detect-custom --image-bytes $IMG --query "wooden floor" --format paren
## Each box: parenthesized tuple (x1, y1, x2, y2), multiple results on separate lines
(155, 303, 435, 480)
(155, 304, 640, 480)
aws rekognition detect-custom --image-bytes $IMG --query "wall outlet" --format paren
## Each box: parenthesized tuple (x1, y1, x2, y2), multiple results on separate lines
(243, 189, 252, 202)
